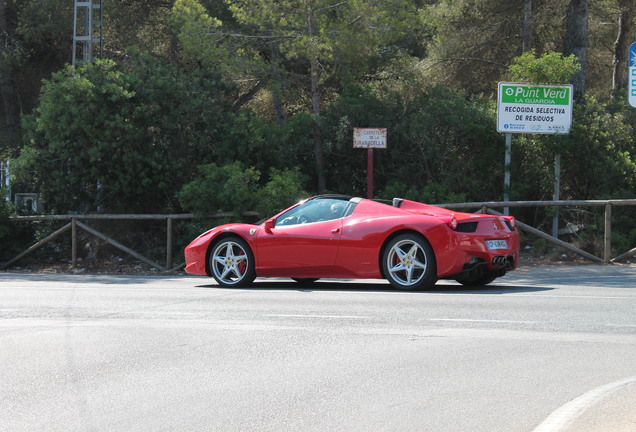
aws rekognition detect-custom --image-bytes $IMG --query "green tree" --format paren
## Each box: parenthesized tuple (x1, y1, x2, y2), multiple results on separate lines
(419, 0, 535, 95)
(15, 54, 232, 213)
(178, 162, 307, 218)
(172, 0, 420, 192)
(320, 84, 502, 201)
(508, 50, 580, 84)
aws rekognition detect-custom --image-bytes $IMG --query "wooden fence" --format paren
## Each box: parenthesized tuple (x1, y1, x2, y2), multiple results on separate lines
(1, 200, 635, 273)
(0, 212, 257, 273)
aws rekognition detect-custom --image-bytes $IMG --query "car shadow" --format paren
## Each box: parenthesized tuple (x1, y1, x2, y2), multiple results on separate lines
(195, 279, 554, 295)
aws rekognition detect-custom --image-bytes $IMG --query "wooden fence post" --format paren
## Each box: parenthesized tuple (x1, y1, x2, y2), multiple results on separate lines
(72, 218, 77, 268)
(166, 217, 173, 271)
(604, 203, 612, 263)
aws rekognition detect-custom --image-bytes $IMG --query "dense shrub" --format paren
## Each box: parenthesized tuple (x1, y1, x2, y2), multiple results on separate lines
(15, 54, 233, 213)
(178, 162, 307, 220)
(320, 84, 502, 201)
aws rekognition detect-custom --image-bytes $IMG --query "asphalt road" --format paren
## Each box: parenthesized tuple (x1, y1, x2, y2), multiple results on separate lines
(1, 265, 635, 432)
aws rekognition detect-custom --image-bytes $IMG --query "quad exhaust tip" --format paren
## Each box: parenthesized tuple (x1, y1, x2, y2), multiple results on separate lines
(492, 256, 507, 267)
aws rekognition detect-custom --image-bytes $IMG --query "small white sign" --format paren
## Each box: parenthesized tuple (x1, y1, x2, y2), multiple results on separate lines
(497, 82, 573, 134)
(353, 128, 387, 149)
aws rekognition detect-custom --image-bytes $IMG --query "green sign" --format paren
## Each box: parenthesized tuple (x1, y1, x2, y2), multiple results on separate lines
(497, 82, 573, 134)
(500, 84, 571, 105)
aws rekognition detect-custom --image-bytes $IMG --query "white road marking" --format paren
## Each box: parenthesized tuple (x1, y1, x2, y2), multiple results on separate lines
(428, 318, 538, 324)
(267, 314, 372, 320)
(507, 294, 632, 299)
(532, 376, 636, 432)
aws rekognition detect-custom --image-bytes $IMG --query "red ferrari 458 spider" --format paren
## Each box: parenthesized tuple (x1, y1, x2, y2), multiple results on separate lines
(184, 195, 520, 290)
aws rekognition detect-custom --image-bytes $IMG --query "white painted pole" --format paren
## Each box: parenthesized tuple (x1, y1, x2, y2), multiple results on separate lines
(504, 133, 512, 215)
(552, 152, 561, 238)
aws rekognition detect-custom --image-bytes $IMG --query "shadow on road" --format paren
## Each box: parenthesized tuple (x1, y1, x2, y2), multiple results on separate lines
(196, 279, 554, 295)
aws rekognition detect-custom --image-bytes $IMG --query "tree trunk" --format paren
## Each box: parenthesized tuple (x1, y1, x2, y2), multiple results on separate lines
(564, 0, 589, 103)
(307, 3, 326, 193)
(612, 0, 633, 99)
(0, 0, 21, 155)
(270, 42, 286, 126)
(522, 0, 532, 52)
(231, 80, 265, 112)
(310, 58, 326, 194)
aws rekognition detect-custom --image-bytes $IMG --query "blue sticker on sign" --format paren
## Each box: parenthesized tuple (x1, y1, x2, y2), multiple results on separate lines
(630, 42, 636, 67)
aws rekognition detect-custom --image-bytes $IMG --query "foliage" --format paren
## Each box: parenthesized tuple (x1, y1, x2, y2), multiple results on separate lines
(386, 87, 501, 202)
(508, 95, 636, 249)
(178, 162, 308, 219)
(320, 84, 501, 201)
(561, 96, 636, 198)
(378, 180, 467, 205)
(419, 0, 527, 95)
(0, 193, 13, 245)
(3, 0, 636, 263)
(173, 0, 420, 83)
(0, 191, 36, 261)
(512, 96, 636, 202)
(178, 162, 261, 217)
(256, 168, 308, 217)
(15, 53, 232, 213)
(508, 50, 581, 84)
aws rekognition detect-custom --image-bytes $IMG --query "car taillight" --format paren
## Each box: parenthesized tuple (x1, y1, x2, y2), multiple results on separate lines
(448, 216, 458, 230)
(503, 216, 517, 231)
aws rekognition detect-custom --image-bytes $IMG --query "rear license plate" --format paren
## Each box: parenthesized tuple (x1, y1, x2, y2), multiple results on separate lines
(486, 240, 508, 250)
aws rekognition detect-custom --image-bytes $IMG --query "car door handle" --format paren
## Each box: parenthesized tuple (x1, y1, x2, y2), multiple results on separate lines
(331, 228, 340, 234)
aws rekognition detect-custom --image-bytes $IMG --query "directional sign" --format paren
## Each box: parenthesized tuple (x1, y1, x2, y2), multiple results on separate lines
(353, 128, 387, 199)
(629, 42, 636, 108)
(497, 82, 573, 134)
(353, 128, 387, 148)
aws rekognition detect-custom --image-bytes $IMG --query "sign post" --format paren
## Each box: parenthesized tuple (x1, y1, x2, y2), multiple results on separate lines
(629, 42, 636, 108)
(497, 82, 573, 224)
(353, 128, 387, 199)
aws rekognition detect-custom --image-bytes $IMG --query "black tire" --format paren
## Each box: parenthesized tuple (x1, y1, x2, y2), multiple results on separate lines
(209, 237, 256, 287)
(382, 233, 437, 290)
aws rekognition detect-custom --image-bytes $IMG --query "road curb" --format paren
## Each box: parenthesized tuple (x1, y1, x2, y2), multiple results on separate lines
(532, 376, 636, 432)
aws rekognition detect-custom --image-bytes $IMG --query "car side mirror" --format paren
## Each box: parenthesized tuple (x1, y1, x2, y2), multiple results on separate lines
(264, 218, 276, 233)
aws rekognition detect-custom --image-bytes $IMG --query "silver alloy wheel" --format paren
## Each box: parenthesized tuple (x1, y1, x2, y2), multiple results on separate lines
(211, 240, 250, 285)
(385, 239, 428, 287)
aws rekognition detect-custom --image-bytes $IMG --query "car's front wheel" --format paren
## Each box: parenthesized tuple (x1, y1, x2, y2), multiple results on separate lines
(209, 237, 256, 287)
(382, 233, 437, 290)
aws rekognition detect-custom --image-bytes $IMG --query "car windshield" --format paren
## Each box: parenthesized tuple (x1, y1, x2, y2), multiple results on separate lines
(276, 198, 354, 226)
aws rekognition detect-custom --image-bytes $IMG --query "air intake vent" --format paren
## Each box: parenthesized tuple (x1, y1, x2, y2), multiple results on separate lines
(456, 221, 478, 233)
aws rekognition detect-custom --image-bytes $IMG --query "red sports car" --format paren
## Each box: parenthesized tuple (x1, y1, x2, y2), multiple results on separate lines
(184, 195, 520, 290)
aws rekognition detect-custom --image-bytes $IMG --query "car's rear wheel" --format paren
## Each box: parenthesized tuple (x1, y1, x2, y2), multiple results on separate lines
(209, 237, 256, 287)
(382, 233, 437, 290)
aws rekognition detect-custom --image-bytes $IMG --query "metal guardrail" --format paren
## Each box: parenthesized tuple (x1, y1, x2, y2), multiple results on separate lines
(1, 200, 635, 272)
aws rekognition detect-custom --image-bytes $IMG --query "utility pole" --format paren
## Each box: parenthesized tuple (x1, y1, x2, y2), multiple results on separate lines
(72, 0, 104, 65)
